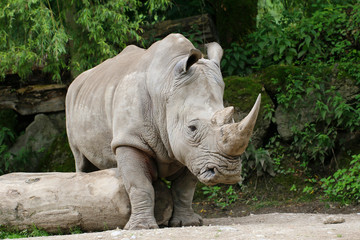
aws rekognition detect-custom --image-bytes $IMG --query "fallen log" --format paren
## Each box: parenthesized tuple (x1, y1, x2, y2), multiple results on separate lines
(141, 14, 218, 44)
(0, 169, 173, 232)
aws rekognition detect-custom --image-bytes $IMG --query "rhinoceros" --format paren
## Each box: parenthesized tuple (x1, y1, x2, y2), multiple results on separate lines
(66, 33, 261, 230)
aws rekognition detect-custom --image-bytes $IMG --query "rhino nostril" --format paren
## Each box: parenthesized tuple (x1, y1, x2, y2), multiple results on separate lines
(208, 168, 215, 175)
(188, 125, 197, 132)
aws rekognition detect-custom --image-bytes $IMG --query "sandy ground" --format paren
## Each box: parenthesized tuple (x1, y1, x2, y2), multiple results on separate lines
(12, 213, 360, 240)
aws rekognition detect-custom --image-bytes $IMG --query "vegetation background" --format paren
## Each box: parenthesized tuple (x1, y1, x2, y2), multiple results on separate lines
(0, 0, 360, 237)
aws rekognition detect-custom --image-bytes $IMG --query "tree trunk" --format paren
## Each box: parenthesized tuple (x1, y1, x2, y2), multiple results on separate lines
(0, 169, 173, 232)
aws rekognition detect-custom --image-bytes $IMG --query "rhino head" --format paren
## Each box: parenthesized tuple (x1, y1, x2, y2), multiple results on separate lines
(166, 42, 261, 185)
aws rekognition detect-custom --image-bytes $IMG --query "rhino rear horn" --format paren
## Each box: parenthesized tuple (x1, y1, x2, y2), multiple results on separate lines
(211, 106, 234, 126)
(206, 42, 223, 66)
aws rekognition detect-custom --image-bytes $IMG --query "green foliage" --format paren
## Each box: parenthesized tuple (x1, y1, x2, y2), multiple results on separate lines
(69, 226, 83, 235)
(272, 67, 360, 167)
(220, 1, 360, 205)
(201, 185, 238, 208)
(0, 225, 49, 239)
(221, 3, 360, 77)
(0, 0, 170, 82)
(242, 143, 275, 178)
(0, 127, 16, 175)
(221, 43, 253, 76)
(321, 154, 360, 203)
(0, 110, 18, 132)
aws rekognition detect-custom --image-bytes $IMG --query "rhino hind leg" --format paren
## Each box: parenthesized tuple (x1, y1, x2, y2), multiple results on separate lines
(71, 146, 99, 173)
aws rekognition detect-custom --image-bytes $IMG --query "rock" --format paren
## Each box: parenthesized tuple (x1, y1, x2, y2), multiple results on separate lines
(0, 84, 67, 115)
(331, 64, 360, 102)
(39, 130, 75, 172)
(9, 113, 65, 171)
(275, 103, 317, 141)
(0, 169, 173, 232)
(323, 215, 345, 224)
(259, 65, 302, 99)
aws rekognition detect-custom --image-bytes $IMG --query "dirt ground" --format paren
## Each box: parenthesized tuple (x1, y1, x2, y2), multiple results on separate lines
(14, 213, 360, 240)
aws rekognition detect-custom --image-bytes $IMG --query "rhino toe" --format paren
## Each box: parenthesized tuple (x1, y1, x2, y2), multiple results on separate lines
(169, 212, 203, 227)
(124, 216, 159, 230)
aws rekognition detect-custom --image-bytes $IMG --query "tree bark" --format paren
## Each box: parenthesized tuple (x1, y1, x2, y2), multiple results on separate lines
(0, 169, 173, 232)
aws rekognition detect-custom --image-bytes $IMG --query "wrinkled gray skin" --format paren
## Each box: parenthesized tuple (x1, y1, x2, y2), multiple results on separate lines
(66, 34, 260, 230)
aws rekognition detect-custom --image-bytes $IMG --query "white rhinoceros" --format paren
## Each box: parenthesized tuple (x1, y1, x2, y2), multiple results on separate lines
(66, 33, 261, 230)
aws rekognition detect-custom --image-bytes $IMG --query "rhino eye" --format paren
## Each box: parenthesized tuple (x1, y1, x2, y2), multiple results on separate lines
(188, 125, 197, 132)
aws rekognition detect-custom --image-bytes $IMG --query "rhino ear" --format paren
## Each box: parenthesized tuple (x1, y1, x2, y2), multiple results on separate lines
(206, 42, 223, 66)
(175, 49, 202, 75)
(185, 49, 202, 71)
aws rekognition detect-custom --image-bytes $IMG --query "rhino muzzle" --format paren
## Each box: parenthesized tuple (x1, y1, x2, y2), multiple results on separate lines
(199, 164, 242, 185)
(214, 94, 261, 157)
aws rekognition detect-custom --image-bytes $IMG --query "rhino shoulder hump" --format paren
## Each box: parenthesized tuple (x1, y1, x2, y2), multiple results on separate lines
(118, 45, 145, 56)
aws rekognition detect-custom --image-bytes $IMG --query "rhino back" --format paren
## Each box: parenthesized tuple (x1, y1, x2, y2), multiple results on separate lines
(66, 45, 147, 169)
(66, 34, 196, 172)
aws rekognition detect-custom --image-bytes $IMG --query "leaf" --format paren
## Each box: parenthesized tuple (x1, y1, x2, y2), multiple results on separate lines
(298, 49, 307, 58)
(305, 35, 311, 47)
(279, 45, 286, 55)
(285, 55, 293, 64)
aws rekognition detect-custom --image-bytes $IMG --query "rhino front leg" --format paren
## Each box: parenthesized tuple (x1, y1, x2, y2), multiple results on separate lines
(116, 147, 158, 230)
(169, 168, 203, 227)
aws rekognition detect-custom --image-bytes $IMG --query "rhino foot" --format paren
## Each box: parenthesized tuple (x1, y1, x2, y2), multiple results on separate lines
(169, 210, 203, 227)
(124, 216, 159, 230)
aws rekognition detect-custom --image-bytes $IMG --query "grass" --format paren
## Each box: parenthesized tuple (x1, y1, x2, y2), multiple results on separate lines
(0, 225, 50, 239)
(0, 225, 83, 239)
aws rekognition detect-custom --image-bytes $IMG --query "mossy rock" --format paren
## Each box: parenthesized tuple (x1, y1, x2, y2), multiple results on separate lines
(39, 131, 75, 172)
(258, 65, 302, 98)
(224, 75, 273, 119)
(223, 75, 274, 147)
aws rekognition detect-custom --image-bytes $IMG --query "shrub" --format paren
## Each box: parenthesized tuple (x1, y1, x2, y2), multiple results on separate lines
(321, 154, 360, 203)
(0, 0, 170, 81)
(221, 3, 360, 77)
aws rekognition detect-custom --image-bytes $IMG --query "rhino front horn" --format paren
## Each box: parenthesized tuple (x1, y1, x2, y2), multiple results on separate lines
(217, 94, 261, 156)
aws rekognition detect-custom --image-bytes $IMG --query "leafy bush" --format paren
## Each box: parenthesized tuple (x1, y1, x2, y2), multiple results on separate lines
(0, 0, 170, 82)
(266, 66, 360, 168)
(321, 154, 360, 203)
(0, 127, 15, 175)
(242, 143, 275, 179)
(221, 3, 360, 77)
(201, 185, 238, 208)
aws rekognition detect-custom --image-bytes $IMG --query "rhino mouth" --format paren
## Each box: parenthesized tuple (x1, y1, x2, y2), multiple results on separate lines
(196, 159, 242, 185)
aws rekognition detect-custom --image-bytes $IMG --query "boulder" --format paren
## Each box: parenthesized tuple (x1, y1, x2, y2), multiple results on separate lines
(9, 113, 65, 171)
(0, 84, 67, 115)
(0, 169, 173, 232)
(275, 103, 317, 141)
